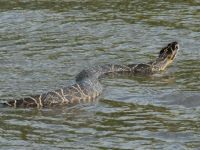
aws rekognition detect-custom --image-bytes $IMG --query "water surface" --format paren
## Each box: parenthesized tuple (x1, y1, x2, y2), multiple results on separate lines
(0, 0, 200, 149)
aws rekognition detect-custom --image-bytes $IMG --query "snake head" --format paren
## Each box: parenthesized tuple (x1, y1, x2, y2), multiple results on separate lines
(159, 41, 179, 60)
(157, 41, 179, 71)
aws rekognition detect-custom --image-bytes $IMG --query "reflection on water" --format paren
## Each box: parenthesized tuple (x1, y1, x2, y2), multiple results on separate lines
(0, 0, 199, 149)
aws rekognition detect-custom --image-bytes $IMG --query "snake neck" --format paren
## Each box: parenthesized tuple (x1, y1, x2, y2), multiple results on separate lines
(75, 63, 159, 83)
(148, 57, 172, 72)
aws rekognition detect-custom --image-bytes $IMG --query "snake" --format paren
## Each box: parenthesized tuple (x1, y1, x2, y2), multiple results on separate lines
(1, 41, 179, 108)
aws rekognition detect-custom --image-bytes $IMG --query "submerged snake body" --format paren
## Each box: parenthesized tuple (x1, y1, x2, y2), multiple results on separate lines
(6, 64, 151, 108)
(3, 42, 179, 108)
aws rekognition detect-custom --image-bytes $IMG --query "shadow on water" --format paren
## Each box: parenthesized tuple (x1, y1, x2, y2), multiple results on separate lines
(159, 92, 200, 108)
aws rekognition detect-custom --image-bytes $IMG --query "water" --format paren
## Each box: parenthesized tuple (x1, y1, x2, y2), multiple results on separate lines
(0, 0, 199, 149)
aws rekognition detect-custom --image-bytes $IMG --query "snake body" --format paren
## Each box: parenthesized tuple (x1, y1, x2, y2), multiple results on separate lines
(2, 42, 179, 108)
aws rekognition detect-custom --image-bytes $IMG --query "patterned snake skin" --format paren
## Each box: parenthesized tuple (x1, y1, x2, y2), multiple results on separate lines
(1, 42, 179, 108)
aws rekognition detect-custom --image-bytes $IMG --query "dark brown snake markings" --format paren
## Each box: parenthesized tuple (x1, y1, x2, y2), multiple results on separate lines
(2, 41, 179, 108)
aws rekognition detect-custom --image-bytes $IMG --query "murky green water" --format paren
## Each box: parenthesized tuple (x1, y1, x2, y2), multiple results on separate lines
(0, 0, 200, 149)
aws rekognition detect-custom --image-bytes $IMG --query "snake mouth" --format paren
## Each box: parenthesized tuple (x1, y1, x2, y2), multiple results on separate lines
(171, 42, 179, 61)
(171, 49, 178, 60)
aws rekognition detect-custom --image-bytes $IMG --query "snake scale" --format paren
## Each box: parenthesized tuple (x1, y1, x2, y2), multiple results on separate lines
(1, 41, 179, 108)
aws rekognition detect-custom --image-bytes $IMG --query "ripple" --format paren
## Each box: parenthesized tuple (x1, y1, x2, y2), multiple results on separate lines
(0, 0, 200, 149)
